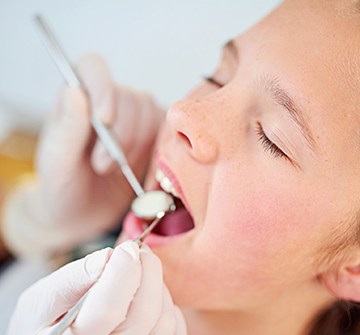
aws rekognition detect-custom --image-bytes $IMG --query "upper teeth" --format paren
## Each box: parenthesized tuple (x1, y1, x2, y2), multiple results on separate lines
(155, 168, 179, 198)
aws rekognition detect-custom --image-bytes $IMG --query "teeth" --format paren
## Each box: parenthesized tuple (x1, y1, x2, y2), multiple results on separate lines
(160, 177, 172, 193)
(155, 169, 165, 182)
(155, 168, 180, 198)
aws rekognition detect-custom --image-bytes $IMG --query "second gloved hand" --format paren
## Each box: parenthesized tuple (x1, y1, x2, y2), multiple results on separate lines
(34, 55, 164, 246)
(7, 241, 187, 335)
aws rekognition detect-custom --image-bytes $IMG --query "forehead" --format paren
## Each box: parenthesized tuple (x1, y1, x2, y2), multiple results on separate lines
(246, 1, 360, 99)
(233, 1, 360, 156)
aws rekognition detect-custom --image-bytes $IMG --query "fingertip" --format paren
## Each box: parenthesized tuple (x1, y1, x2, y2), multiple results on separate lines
(75, 54, 115, 124)
(84, 247, 113, 281)
(117, 240, 140, 261)
(72, 241, 142, 334)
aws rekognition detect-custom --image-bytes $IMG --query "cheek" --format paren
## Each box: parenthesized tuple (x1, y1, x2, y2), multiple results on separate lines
(155, 170, 345, 310)
(199, 174, 329, 284)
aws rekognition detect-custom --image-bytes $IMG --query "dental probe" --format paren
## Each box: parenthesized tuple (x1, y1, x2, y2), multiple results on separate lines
(34, 15, 175, 220)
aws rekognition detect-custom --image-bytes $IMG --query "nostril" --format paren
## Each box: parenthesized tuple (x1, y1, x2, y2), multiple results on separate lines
(177, 131, 192, 148)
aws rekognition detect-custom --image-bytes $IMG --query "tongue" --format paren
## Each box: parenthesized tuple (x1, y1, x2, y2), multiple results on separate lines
(152, 207, 194, 236)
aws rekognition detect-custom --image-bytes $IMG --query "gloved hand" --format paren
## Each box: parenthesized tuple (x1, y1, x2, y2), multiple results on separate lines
(35, 54, 164, 243)
(7, 241, 187, 335)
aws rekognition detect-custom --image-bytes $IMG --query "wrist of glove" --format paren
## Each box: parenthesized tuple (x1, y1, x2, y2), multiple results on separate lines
(7, 241, 187, 335)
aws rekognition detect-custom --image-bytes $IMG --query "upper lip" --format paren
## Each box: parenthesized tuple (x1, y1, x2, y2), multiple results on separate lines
(156, 156, 192, 216)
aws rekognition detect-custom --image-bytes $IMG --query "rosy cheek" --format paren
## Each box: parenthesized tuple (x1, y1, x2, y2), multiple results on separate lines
(202, 179, 316, 273)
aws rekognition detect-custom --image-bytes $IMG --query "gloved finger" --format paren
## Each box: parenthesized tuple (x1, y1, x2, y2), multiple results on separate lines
(90, 86, 139, 175)
(109, 88, 164, 164)
(129, 92, 164, 149)
(37, 87, 92, 174)
(76, 54, 116, 126)
(76, 54, 117, 174)
(150, 287, 187, 335)
(173, 306, 187, 335)
(70, 240, 141, 335)
(112, 244, 164, 335)
(8, 248, 112, 334)
(91, 87, 164, 176)
(148, 286, 177, 335)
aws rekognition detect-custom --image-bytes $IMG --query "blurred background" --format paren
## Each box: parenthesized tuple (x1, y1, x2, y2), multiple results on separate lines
(0, 0, 280, 123)
(0, 0, 280, 332)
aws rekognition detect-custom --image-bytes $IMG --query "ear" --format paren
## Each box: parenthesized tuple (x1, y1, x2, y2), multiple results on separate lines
(322, 251, 360, 302)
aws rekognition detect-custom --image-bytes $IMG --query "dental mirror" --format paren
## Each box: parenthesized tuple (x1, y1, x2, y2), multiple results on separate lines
(34, 15, 175, 222)
(131, 190, 175, 220)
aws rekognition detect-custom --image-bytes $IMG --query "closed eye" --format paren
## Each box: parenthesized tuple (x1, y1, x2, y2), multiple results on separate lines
(203, 76, 224, 88)
(256, 123, 289, 160)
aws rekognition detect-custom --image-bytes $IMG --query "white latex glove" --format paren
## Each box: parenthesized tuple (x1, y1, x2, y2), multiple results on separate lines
(7, 241, 187, 335)
(35, 54, 163, 242)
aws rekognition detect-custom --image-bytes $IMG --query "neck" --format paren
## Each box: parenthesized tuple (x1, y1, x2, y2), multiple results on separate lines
(182, 282, 334, 335)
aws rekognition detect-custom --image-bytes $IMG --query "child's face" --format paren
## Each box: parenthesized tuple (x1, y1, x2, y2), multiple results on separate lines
(122, 1, 360, 311)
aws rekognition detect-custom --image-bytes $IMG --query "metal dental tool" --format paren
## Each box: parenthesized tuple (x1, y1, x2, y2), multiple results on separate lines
(34, 15, 175, 222)
(34, 15, 175, 335)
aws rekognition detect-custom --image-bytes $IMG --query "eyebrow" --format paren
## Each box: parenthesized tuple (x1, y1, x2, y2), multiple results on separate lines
(256, 75, 317, 151)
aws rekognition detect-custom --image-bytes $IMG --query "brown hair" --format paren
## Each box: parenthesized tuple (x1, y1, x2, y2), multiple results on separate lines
(309, 302, 360, 334)
(308, 210, 360, 334)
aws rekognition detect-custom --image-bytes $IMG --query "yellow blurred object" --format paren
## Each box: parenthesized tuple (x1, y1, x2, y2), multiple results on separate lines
(0, 131, 37, 194)
(0, 131, 37, 261)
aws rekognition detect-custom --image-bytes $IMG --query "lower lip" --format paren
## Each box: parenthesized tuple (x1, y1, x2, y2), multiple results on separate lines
(122, 211, 180, 247)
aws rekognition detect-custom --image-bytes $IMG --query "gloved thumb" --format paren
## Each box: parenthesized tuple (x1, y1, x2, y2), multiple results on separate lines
(8, 247, 112, 334)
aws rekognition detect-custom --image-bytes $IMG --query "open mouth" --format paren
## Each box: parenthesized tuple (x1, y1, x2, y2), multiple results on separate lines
(122, 165, 195, 246)
(149, 194, 194, 236)
(145, 168, 195, 237)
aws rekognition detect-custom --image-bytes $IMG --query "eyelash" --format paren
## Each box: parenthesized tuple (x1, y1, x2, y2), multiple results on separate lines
(204, 76, 224, 88)
(256, 123, 288, 160)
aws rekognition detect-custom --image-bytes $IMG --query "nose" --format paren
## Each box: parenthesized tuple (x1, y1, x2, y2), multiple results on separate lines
(166, 99, 219, 164)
